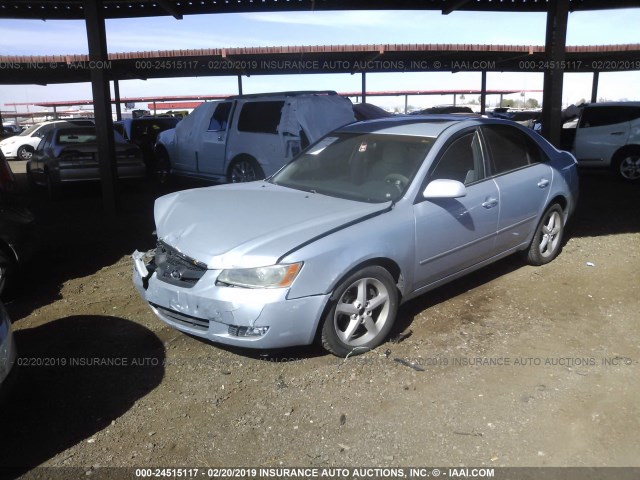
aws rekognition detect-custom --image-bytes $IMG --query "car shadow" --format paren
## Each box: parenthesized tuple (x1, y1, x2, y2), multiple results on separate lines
(0, 315, 165, 475)
(391, 254, 525, 340)
(5, 173, 160, 321)
(6, 166, 215, 320)
(568, 170, 640, 238)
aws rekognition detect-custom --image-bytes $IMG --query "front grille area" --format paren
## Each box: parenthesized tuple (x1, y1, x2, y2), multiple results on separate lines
(151, 303, 209, 331)
(154, 241, 208, 288)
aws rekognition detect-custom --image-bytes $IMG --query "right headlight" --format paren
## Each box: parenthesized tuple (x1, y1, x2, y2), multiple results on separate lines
(217, 262, 303, 289)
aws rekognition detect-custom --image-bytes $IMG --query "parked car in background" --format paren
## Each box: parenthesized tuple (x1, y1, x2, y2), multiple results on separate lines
(0, 301, 17, 398)
(155, 91, 356, 183)
(26, 126, 145, 198)
(352, 103, 395, 121)
(3, 125, 23, 135)
(569, 102, 640, 181)
(417, 106, 476, 115)
(0, 118, 95, 161)
(114, 116, 180, 178)
(133, 116, 578, 357)
(0, 151, 36, 298)
(1, 127, 18, 141)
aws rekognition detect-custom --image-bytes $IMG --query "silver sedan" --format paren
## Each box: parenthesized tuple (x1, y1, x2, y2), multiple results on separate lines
(133, 116, 578, 356)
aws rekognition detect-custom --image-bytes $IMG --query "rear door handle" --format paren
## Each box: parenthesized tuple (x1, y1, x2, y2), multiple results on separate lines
(610, 131, 625, 136)
(537, 179, 550, 188)
(482, 197, 498, 209)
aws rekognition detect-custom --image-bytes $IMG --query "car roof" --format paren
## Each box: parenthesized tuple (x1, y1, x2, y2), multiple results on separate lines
(338, 114, 481, 136)
(227, 90, 339, 100)
(584, 101, 640, 108)
(117, 116, 179, 122)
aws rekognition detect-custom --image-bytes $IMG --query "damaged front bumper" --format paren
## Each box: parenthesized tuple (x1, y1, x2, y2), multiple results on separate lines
(132, 249, 328, 350)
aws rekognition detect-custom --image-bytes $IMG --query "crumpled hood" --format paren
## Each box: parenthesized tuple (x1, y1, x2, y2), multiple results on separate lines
(154, 182, 390, 269)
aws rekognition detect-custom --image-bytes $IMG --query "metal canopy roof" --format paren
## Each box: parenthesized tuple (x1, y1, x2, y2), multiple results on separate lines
(1, 0, 640, 20)
(2, 43, 639, 85)
(3, 0, 637, 214)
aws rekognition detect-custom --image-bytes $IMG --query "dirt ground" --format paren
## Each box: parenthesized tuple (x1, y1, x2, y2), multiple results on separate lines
(1, 161, 639, 477)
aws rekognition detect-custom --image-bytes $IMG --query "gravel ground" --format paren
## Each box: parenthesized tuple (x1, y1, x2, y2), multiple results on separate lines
(1, 163, 639, 478)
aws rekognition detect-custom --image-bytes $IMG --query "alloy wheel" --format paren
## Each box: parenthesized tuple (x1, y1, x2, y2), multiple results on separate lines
(333, 277, 391, 347)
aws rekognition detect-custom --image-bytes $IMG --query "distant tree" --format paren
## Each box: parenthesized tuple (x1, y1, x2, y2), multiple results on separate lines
(502, 99, 516, 108)
(468, 98, 478, 105)
(525, 98, 540, 108)
(459, 94, 466, 103)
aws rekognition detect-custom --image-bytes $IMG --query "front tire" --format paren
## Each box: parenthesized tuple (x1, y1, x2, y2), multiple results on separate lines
(526, 204, 564, 266)
(612, 149, 640, 182)
(17, 145, 33, 161)
(321, 266, 398, 357)
(227, 157, 264, 183)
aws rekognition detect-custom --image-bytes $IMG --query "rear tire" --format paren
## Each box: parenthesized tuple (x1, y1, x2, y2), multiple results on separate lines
(612, 148, 640, 182)
(227, 157, 264, 183)
(526, 204, 564, 266)
(321, 266, 398, 357)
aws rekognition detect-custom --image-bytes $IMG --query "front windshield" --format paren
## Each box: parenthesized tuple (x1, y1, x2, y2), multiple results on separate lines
(271, 133, 434, 203)
(19, 124, 41, 136)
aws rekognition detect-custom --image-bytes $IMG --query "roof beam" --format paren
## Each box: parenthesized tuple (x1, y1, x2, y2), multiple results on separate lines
(442, 0, 473, 15)
(155, 0, 183, 19)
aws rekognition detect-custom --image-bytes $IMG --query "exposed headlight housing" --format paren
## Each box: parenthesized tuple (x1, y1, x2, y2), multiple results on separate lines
(217, 263, 302, 289)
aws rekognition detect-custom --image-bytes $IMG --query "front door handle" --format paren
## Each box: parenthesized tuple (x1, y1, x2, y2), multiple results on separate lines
(482, 197, 498, 209)
(537, 179, 550, 188)
(610, 131, 625, 136)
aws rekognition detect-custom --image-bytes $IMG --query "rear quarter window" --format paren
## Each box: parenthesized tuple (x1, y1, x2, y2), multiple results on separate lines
(237, 101, 284, 134)
(579, 106, 640, 128)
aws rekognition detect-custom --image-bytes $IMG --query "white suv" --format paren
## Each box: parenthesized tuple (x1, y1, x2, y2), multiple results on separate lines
(0, 118, 94, 160)
(155, 91, 356, 183)
(573, 102, 640, 181)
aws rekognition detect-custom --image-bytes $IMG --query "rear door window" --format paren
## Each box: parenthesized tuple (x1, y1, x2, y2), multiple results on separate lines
(579, 106, 639, 128)
(238, 101, 284, 134)
(481, 124, 543, 176)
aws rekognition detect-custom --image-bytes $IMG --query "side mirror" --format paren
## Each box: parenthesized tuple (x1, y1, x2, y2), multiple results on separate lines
(423, 179, 467, 199)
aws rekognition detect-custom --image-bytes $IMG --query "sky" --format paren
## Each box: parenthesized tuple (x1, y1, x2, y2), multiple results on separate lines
(0, 8, 639, 116)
